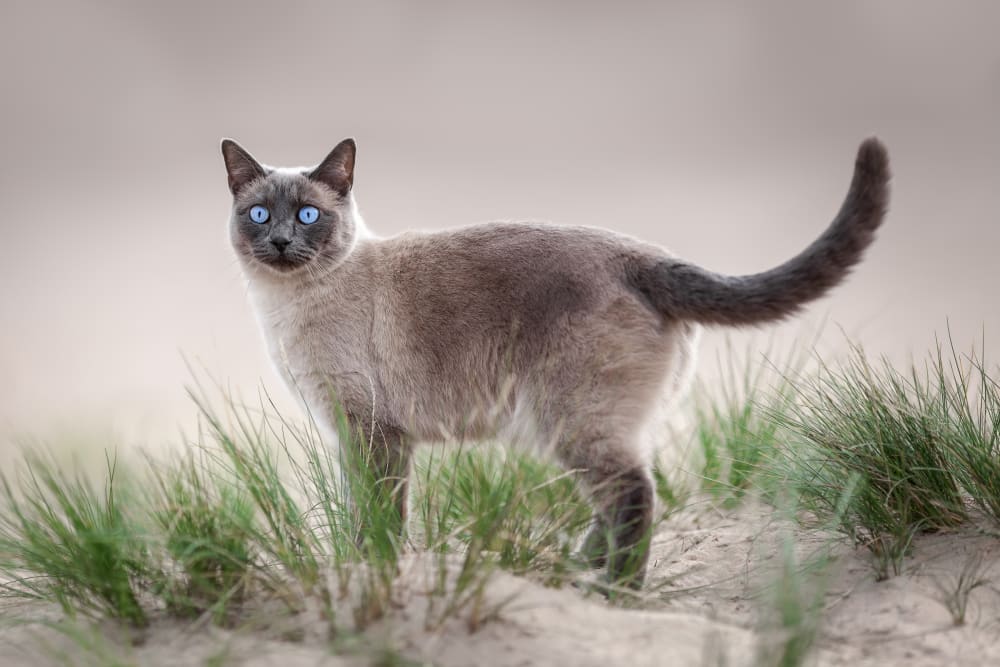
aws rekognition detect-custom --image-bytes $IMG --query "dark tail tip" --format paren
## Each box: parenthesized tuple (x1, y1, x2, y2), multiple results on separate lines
(628, 138, 892, 327)
(846, 137, 891, 234)
(856, 137, 891, 192)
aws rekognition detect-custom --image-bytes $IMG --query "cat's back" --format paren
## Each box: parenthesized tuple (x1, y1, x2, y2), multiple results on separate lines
(374, 220, 656, 290)
(367, 220, 667, 356)
(390, 220, 645, 255)
(359, 220, 683, 438)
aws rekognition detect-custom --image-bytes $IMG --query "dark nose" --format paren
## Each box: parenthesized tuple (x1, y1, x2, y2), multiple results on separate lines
(271, 237, 290, 253)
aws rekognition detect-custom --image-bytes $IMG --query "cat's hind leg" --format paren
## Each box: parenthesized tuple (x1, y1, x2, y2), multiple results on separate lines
(567, 445, 654, 589)
(548, 403, 665, 587)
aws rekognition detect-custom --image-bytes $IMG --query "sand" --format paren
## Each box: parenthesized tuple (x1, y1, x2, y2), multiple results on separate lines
(3, 499, 999, 667)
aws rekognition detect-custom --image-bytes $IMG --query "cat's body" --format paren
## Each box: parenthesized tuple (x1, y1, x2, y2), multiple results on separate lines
(222, 138, 890, 588)
(250, 222, 697, 445)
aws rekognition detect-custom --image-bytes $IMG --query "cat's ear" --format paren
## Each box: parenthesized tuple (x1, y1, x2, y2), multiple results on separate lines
(309, 138, 356, 196)
(221, 139, 266, 196)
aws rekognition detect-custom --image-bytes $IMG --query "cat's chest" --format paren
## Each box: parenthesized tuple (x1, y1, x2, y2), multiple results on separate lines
(251, 285, 373, 411)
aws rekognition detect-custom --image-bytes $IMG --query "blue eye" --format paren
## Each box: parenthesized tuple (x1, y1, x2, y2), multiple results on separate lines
(297, 206, 320, 224)
(249, 205, 270, 224)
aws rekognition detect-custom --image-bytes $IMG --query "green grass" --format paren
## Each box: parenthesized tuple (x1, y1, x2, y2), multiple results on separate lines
(413, 445, 592, 629)
(772, 341, 979, 578)
(6, 331, 1000, 662)
(931, 339, 1000, 522)
(147, 449, 256, 621)
(0, 452, 149, 626)
(693, 340, 802, 506)
(685, 332, 1000, 583)
(420, 446, 590, 575)
(752, 530, 832, 667)
(0, 382, 595, 652)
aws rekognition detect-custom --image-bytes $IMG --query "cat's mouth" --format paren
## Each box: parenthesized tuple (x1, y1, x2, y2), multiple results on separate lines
(255, 251, 312, 273)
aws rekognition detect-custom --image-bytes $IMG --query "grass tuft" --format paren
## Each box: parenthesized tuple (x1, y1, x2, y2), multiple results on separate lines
(932, 550, 991, 626)
(424, 447, 590, 575)
(0, 452, 149, 627)
(773, 342, 969, 577)
(7, 330, 1000, 659)
(694, 345, 799, 506)
(148, 448, 256, 621)
(414, 445, 591, 630)
(753, 532, 831, 667)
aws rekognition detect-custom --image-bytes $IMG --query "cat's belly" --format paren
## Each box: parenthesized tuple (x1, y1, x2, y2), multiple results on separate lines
(264, 303, 702, 455)
(281, 350, 505, 445)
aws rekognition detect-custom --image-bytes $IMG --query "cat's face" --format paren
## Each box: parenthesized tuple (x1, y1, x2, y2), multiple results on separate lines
(221, 139, 358, 276)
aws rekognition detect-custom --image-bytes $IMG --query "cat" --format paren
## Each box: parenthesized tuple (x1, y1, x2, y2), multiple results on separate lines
(220, 136, 890, 589)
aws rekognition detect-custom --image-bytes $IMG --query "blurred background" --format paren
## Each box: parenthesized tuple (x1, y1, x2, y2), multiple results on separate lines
(1, 1, 998, 453)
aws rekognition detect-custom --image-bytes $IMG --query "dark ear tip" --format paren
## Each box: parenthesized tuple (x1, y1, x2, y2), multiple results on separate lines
(221, 138, 241, 157)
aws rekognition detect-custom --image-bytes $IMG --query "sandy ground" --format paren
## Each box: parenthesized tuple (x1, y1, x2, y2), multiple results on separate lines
(3, 500, 1000, 667)
(650, 504, 1000, 666)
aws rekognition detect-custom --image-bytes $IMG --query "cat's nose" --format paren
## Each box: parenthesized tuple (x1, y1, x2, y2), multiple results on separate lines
(270, 237, 290, 254)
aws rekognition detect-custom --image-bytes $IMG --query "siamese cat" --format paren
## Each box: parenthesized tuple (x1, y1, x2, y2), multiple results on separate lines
(221, 137, 889, 589)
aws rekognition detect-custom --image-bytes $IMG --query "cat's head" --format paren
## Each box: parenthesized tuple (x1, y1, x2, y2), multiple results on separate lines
(221, 138, 362, 276)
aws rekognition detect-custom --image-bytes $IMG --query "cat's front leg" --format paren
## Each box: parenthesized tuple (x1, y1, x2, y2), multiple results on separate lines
(341, 413, 412, 551)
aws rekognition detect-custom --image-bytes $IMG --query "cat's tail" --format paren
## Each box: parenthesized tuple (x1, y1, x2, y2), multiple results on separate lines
(625, 138, 889, 326)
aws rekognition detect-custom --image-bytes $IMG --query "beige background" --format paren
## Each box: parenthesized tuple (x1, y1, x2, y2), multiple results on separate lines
(1, 1, 997, 449)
